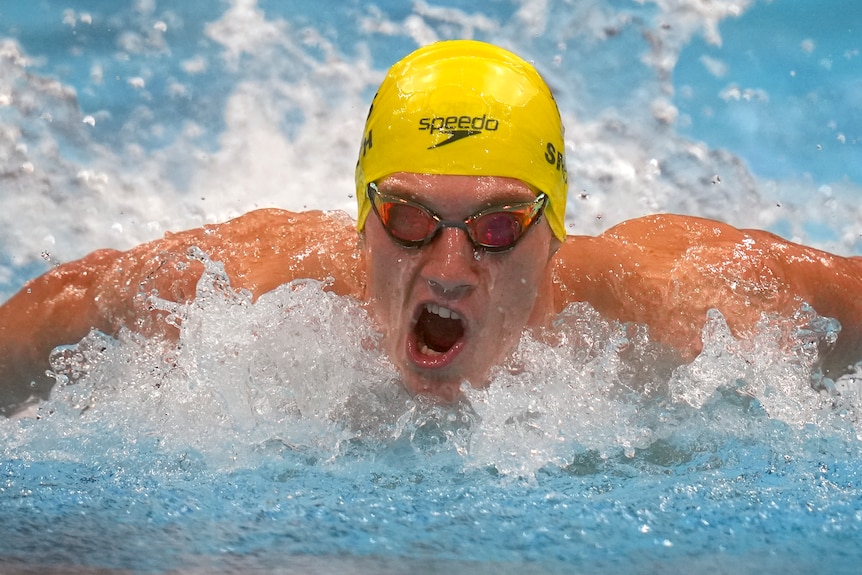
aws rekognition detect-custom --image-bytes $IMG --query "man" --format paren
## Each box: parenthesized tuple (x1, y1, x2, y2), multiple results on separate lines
(1, 40, 861, 414)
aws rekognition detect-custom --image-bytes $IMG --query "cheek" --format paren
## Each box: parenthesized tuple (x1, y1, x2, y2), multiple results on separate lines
(485, 236, 554, 321)
(363, 227, 417, 322)
(503, 237, 552, 291)
(483, 260, 538, 323)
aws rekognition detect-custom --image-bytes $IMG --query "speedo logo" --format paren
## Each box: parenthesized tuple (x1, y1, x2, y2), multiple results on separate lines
(419, 114, 499, 149)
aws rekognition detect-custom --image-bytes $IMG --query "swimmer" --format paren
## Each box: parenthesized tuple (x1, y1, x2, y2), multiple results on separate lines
(1, 40, 862, 414)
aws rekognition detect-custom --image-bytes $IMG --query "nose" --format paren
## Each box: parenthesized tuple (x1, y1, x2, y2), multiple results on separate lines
(421, 226, 479, 300)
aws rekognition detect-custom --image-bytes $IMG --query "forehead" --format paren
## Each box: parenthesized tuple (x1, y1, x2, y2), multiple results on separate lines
(376, 172, 536, 212)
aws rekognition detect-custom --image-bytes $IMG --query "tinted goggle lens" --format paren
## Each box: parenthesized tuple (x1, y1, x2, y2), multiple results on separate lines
(367, 183, 547, 252)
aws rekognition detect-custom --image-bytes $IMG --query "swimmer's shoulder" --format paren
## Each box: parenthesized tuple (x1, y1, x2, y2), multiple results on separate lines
(175, 208, 356, 243)
(185, 208, 364, 299)
(598, 213, 744, 251)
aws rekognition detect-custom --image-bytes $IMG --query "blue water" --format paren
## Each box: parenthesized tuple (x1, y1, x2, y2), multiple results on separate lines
(1, 1, 861, 574)
(3, 432, 860, 573)
(675, 0, 861, 185)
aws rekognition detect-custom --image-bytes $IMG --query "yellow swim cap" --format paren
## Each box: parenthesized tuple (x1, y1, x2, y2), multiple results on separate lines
(355, 40, 568, 241)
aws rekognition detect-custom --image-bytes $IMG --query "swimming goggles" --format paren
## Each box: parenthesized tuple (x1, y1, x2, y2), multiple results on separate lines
(367, 182, 548, 252)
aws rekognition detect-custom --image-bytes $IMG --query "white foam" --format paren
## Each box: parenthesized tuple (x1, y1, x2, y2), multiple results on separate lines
(0, 242, 857, 480)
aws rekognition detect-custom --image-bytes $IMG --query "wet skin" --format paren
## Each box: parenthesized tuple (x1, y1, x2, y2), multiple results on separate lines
(361, 173, 560, 402)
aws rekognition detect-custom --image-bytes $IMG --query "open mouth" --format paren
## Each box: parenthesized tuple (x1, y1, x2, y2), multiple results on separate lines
(410, 303, 466, 364)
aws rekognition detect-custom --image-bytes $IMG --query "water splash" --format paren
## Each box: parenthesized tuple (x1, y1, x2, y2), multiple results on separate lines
(668, 305, 845, 427)
(4, 246, 854, 481)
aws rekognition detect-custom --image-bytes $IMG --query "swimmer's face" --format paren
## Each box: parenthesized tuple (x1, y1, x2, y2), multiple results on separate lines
(362, 173, 559, 402)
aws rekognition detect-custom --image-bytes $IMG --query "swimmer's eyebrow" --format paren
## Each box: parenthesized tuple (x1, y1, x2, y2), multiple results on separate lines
(372, 180, 417, 197)
(370, 183, 444, 210)
(375, 180, 538, 209)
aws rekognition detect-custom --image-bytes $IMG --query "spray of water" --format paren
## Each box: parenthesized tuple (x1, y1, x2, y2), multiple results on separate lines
(4, 247, 856, 482)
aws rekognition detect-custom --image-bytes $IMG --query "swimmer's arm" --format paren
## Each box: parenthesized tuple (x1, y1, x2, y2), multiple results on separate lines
(554, 214, 862, 375)
(0, 208, 363, 410)
(0, 248, 123, 412)
(734, 226, 862, 375)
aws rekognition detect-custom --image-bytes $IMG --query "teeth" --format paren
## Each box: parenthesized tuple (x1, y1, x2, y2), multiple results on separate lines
(425, 303, 461, 321)
(420, 344, 443, 356)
